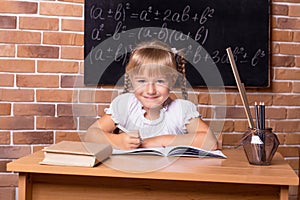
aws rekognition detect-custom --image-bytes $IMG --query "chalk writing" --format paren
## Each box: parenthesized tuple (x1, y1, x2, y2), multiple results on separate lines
(84, 0, 270, 87)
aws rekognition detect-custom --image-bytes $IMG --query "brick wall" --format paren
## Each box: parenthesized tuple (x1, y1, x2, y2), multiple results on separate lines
(0, 0, 299, 199)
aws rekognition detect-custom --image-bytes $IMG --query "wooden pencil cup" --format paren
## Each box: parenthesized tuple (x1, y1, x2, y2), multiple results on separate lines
(242, 128, 279, 165)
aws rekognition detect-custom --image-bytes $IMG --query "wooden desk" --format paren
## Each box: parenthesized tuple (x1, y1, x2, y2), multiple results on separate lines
(7, 148, 298, 200)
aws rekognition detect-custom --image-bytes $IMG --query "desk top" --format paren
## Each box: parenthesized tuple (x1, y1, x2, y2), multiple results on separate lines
(7, 148, 298, 186)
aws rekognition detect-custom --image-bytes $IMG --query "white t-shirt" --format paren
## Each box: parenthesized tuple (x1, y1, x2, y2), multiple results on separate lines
(105, 93, 200, 139)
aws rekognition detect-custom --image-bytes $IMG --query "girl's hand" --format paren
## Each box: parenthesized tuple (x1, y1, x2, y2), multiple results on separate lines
(116, 131, 141, 150)
(140, 135, 175, 148)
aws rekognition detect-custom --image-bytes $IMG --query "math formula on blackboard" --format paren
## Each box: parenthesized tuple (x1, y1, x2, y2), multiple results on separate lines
(84, 0, 270, 87)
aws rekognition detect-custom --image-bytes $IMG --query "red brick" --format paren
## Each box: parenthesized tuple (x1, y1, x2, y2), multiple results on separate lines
(0, 146, 31, 159)
(275, 69, 300, 80)
(14, 104, 55, 116)
(0, 60, 35, 73)
(266, 108, 287, 119)
(13, 131, 53, 144)
(0, 44, 15, 57)
(215, 106, 235, 119)
(0, 30, 40, 44)
(0, 16, 16, 29)
(287, 108, 300, 119)
(275, 133, 285, 145)
(17, 75, 59, 88)
(59, 0, 84, 3)
(236, 94, 273, 106)
(0, 117, 34, 130)
(0, 174, 18, 186)
(97, 104, 109, 116)
(0, 104, 11, 115)
(293, 31, 300, 42)
(18, 45, 59, 58)
(272, 30, 293, 41)
(0, 1, 38, 14)
(206, 120, 234, 133)
(79, 61, 84, 74)
(296, 57, 300, 67)
(269, 82, 293, 93)
(0, 160, 10, 172)
(271, 55, 295, 67)
(285, 133, 300, 144)
(36, 116, 77, 130)
(37, 60, 78, 73)
(271, 17, 276, 29)
(0, 187, 15, 200)
(33, 145, 47, 152)
(61, 47, 84, 60)
(287, 159, 299, 171)
(79, 90, 118, 103)
(56, 131, 82, 143)
(279, 43, 300, 55)
(271, 43, 280, 54)
(0, 132, 10, 144)
(234, 120, 250, 132)
(289, 5, 300, 17)
(61, 75, 84, 88)
(20, 17, 59, 31)
(272, 4, 288, 15)
(36, 90, 75, 102)
(58, 104, 97, 117)
(79, 117, 97, 130)
(273, 95, 300, 106)
(293, 82, 300, 93)
(222, 133, 243, 146)
(270, 121, 300, 133)
(0, 74, 14, 87)
(62, 19, 84, 32)
(0, 89, 34, 102)
(43, 32, 83, 46)
(40, 2, 82, 17)
(277, 146, 299, 157)
(277, 18, 300, 29)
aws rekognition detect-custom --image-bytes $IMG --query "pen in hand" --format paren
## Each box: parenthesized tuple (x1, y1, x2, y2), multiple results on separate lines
(116, 124, 143, 142)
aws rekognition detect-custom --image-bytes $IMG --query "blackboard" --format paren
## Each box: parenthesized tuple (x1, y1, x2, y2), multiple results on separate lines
(84, 0, 270, 87)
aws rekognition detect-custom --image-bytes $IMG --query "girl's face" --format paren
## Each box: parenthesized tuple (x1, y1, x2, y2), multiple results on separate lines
(132, 75, 171, 110)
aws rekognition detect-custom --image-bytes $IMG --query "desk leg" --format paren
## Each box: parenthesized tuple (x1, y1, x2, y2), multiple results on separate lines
(280, 186, 289, 200)
(18, 173, 32, 200)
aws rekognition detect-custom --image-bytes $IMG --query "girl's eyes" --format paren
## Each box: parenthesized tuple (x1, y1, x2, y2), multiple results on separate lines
(136, 79, 146, 84)
(134, 78, 168, 86)
(155, 79, 167, 84)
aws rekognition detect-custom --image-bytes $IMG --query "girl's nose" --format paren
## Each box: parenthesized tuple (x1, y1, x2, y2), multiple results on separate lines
(146, 82, 156, 94)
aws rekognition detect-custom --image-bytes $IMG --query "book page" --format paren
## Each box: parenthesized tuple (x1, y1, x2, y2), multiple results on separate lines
(112, 148, 164, 156)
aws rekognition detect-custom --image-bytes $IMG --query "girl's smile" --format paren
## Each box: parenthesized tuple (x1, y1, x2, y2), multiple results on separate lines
(132, 76, 170, 111)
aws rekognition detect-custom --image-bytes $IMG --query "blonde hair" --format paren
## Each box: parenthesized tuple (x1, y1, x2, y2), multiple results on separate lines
(123, 40, 188, 100)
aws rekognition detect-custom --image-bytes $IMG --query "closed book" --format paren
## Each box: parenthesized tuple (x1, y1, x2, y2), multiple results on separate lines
(40, 141, 112, 167)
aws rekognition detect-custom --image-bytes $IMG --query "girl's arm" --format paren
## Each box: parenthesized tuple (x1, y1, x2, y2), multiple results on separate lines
(84, 114, 141, 150)
(140, 118, 218, 150)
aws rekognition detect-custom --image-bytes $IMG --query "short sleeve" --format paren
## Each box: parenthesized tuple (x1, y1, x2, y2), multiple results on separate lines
(181, 100, 201, 131)
(104, 93, 131, 125)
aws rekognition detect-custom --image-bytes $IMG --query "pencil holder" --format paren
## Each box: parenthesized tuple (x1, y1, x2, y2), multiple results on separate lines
(242, 128, 279, 165)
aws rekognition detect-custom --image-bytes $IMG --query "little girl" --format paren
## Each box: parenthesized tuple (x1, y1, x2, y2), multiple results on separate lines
(85, 40, 217, 150)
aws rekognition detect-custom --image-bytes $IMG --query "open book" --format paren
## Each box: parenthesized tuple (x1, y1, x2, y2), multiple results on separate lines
(112, 145, 226, 158)
(40, 141, 112, 167)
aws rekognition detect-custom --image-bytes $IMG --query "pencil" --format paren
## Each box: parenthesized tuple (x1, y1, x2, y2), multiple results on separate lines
(116, 124, 143, 142)
(116, 124, 129, 133)
(255, 102, 260, 130)
(260, 102, 265, 130)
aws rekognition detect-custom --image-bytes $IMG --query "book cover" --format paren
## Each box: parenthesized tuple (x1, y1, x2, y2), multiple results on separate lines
(40, 141, 113, 167)
(112, 145, 226, 158)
